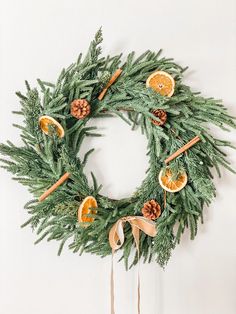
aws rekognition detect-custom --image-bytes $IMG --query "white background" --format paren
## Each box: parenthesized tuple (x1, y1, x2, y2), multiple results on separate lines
(0, 1, 236, 313)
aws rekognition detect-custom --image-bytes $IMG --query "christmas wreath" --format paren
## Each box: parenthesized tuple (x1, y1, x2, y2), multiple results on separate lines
(1, 29, 235, 269)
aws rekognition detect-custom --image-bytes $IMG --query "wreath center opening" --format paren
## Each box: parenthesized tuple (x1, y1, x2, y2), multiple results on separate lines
(79, 116, 149, 200)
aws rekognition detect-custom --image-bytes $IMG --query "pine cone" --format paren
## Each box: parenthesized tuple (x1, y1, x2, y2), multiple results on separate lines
(70, 99, 91, 119)
(141, 199, 161, 220)
(99, 71, 111, 85)
(151, 109, 167, 126)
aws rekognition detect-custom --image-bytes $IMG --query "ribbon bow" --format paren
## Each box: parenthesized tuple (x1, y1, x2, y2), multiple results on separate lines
(109, 216, 157, 314)
(109, 216, 157, 251)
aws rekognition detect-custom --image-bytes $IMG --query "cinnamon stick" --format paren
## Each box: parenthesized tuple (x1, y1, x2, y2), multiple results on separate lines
(39, 172, 70, 202)
(163, 190, 167, 208)
(165, 136, 201, 164)
(98, 69, 122, 101)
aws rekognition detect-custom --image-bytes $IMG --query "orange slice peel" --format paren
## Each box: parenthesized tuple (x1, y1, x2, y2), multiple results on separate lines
(78, 196, 98, 225)
(146, 70, 175, 97)
(159, 168, 187, 193)
(39, 115, 65, 138)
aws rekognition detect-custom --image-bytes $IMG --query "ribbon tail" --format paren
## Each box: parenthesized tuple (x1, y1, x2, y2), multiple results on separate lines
(131, 224, 141, 314)
(137, 240, 140, 314)
(109, 220, 126, 314)
(138, 265, 140, 314)
(111, 250, 115, 314)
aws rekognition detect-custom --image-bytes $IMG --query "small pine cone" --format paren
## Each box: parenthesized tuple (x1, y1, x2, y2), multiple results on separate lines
(151, 109, 167, 126)
(99, 71, 111, 85)
(141, 199, 161, 220)
(70, 99, 91, 119)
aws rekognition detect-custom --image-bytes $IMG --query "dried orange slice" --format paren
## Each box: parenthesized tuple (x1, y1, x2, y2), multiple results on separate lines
(78, 196, 98, 224)
(39, 115, 65, 138)
(159, 168, 187, 193)
(146, 70, 175, 97)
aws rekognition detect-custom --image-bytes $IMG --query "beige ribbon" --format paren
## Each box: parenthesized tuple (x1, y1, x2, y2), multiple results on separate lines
(109, 216, 157, 314)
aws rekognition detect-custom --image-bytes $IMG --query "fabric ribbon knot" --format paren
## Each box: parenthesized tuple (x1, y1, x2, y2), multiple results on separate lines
(108, 216, 157, 314)
(109, 216, 157, 251)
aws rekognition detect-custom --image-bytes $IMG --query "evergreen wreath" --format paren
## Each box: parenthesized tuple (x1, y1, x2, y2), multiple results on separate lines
(1, 29, 235, 269)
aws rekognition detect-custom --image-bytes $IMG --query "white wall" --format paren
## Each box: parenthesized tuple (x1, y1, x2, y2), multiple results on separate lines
(0, 1, 236, 313)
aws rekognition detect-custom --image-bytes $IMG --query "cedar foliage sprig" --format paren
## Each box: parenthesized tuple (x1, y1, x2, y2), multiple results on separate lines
(0, 29, 235, 268)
